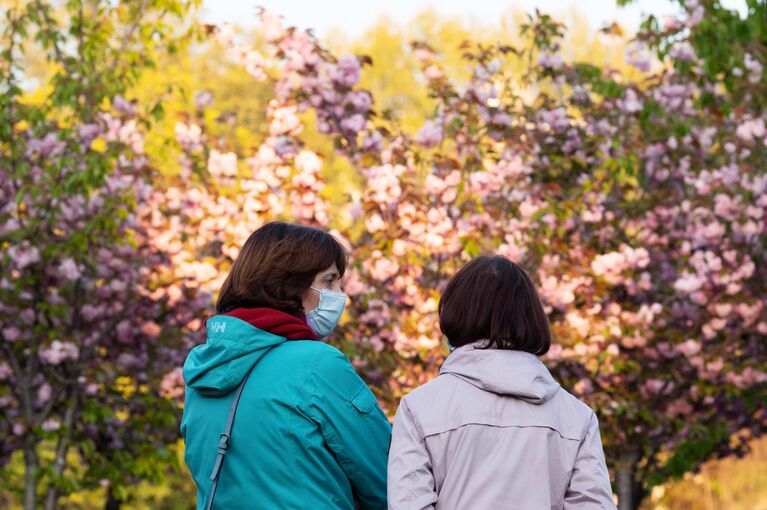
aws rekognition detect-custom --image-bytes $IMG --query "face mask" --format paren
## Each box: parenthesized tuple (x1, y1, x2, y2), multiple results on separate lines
(306, 286, 346, 339)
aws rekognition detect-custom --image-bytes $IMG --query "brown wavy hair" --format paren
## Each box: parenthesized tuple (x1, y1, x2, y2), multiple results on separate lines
(216, 222, 348, 316)
(438, 255, 551, 355)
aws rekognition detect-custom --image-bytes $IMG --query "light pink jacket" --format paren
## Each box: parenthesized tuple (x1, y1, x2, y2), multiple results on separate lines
(388, 343, 615, 510)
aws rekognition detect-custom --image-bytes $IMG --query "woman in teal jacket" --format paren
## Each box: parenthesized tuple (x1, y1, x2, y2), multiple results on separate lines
(181, 222, 390, 509)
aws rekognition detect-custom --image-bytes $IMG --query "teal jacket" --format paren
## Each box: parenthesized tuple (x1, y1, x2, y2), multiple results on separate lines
(181, 315, 391, 509)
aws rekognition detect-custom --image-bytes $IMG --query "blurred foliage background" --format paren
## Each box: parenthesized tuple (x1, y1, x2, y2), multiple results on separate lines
(1, 0, 765, 508)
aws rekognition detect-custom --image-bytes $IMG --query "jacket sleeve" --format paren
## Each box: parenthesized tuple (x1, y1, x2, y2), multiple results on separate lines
(387, 398, 438, 510)
(301, 346, 391, 510)
(564, 412, 615, 509)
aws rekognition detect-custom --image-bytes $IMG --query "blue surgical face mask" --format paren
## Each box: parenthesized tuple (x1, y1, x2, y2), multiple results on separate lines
(306, 286, 346, 339)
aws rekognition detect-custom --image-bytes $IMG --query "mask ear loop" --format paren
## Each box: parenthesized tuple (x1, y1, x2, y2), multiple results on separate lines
(306, 287, 321, 314)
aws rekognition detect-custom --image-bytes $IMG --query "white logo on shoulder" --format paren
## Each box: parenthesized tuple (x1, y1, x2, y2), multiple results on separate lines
(209, 321, 226, 334)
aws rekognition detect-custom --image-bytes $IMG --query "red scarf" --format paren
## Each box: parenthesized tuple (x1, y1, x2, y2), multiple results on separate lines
(220, 307, 318, 341)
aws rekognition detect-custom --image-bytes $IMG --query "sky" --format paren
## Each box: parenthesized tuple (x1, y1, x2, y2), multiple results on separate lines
(200, 0, 749, 39)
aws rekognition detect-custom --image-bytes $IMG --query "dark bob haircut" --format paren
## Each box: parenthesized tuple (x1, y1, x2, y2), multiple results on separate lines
(216, 222, 348, 316)
(438, 255, 551, 355)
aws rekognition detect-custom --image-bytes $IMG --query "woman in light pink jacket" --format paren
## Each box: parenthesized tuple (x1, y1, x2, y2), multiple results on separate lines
(388, 255, 615, 510)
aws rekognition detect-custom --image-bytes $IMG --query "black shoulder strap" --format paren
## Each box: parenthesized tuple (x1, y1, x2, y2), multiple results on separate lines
(204, 364, 256, 510)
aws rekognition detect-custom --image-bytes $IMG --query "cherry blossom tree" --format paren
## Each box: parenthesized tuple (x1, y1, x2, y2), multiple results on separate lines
(178, 4, 764, 509)
(0, 2, 206, 508)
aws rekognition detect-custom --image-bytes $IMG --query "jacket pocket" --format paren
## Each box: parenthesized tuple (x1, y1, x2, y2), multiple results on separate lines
(349, 384, 391, 453)
(350, 384, 377, 413)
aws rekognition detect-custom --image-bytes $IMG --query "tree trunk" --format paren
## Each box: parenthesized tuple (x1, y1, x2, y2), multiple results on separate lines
(23, 435, 38, 510)
(616, 450, 641, 510)
(44, 388, 79, 510)
(104, 489, 121, 510)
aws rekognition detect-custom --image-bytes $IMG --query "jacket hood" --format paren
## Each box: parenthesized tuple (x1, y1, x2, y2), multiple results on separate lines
(182, 315, 289, 397)
(440, 342, 560, 404)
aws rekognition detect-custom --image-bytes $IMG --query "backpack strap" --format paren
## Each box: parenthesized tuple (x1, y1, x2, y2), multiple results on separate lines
(204, 364, 256, 510)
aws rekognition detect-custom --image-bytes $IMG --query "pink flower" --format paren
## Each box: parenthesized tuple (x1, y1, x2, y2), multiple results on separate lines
(685, 2, 704, 27)
(140, 321, 161, 338)
(669, 42, 697, 62)
(214, 23, 236, 46)
(342, 269, 370, 296)
(537, 52, 563, 70)
(625, 42, 652, 72)
(268, 102, 302, 136)
(207, 150, 238, 179)
(666, 399, 693, 417)
(705, 358, 724, 375)
(362, 131, 384, 152)
(117, 119, 144, 154)
(365, 213, 386, 233)
(497, 239, 526, 263)
(116, 320, 133, 343)
(38, 340, 79, 365)
(38, 383, 52, 403)
(643, 378, 668, 396)
(414, 47, 434, 63)
(663, 16, 682, 31)
(676, 339, 701, 357)
(415, 120, 443, 148)
(736, 118, 766, 142)
(340, 114, 366, 133)
(242, 49, 268, 81)
(673, 272, 706, 294)
(333, 56, 361, 87)
(566, 312, 590, 337)
(260, 10, 285, 42)
(619, 89, 643, 114)
(359, 300, 392, 327)
(0, 362, 11, 380)
(3, 326, 21, 342)
(744, 53, 763, 84)
(113, 96, 134, 114)
(252, 143, 282, 169)
(159, 367, 185, 400)
(424, 65, 443, 80)
(8, 243, 41, 269)
(175, 122, 202, 150)
(538, 107, 569, 133)
(369, 335, 385, 352)
(293, 169, 318, 189)
(364, 164, 405, 206)
(41, 419, 61, 432)
(27, 132, 65, 158)
(347, 90, 372, 112)
(294, 150, 323, 174)
(78, 123, 101, 141)
(573, 378, 593, 395)
(58, 258, 81, 280)
(194, 90, 213, 109)
(320, 88, 340, 105)
(366, 251, 400, 281)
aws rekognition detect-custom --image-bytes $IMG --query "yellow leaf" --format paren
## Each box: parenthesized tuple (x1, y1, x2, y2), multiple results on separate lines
(90, 138, 107, 153)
